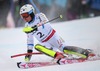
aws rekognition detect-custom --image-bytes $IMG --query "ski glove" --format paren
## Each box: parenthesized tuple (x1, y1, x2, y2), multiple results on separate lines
(23, 25, 38, 33)
(25, 50, 33, 61)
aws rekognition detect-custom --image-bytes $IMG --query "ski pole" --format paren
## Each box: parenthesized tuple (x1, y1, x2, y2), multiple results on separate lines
(11, 52, 42, 58)
(37, 15, 63, 27)
(44, 15, 63, 24)
(23, 15, 63, 33)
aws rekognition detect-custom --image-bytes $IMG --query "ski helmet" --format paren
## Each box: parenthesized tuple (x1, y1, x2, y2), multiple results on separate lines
(20, 4, 35, 20)
(20, 4, 35, 15)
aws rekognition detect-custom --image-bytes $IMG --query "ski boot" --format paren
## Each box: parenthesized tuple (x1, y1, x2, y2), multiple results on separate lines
(83, 49, 95, 58)
(52, 52, 65, 63)
(25, 50, 33, 61)
(55, 52, 65, 59)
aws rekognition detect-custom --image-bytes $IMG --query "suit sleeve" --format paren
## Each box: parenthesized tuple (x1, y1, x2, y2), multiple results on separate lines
(27, 33, 34, 50)
(39, 13, 49, 23)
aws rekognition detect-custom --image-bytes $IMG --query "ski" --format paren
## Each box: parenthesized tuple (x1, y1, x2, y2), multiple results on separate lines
(17, 61, 57, 69)
(57, 55, 100, 65)
(17, 54, 100, 69)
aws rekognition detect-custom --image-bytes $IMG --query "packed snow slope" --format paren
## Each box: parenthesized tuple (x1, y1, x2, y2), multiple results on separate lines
(0, 17, 100, 71)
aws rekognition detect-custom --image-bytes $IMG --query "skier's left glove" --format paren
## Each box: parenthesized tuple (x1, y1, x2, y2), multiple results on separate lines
(25, 50, 33, 61)
(23, 25, 38, 33)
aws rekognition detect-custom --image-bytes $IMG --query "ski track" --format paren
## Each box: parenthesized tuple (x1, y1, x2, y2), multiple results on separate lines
(0, 17, 100, 71)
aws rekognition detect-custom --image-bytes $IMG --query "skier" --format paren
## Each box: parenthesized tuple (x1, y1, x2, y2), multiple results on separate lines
(20, 4, 95, 63)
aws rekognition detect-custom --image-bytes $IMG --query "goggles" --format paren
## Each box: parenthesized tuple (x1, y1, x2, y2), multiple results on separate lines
(21, 13, 29, 18)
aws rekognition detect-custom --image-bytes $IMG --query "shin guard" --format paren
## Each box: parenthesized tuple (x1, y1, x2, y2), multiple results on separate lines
(35, 44, 56, 58)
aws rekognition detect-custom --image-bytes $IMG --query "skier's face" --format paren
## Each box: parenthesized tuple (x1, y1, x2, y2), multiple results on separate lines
(21, 13, 32, 22)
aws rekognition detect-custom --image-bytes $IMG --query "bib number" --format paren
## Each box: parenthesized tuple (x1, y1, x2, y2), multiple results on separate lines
(37, 32, 45, 38)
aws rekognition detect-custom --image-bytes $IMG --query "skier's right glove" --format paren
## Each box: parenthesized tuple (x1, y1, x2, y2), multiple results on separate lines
(23, 25, 38, 34)
(25, 50, 33, 61)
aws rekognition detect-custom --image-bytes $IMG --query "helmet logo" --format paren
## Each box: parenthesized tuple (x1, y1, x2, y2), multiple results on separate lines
(23, 9, 25, 11)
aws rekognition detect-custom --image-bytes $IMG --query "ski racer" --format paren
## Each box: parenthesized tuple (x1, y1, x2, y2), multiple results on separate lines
(19, 4, 95, 63)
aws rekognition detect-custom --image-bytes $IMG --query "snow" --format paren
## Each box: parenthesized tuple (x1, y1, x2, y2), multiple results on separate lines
(0, 17, 100, 71)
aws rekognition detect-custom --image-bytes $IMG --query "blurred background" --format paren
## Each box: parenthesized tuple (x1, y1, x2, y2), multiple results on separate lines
(0, 0, 100, 28)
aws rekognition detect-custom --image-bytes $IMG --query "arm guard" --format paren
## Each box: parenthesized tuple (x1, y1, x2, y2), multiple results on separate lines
(23, 25, 38, 33)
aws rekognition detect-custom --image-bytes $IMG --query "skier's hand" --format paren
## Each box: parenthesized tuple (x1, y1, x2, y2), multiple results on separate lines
(23, 25, 38, 33)
(25, 50, 33, 61)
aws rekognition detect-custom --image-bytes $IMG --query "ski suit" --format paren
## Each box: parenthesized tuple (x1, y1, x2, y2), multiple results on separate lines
(24, 13, 89, 58)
